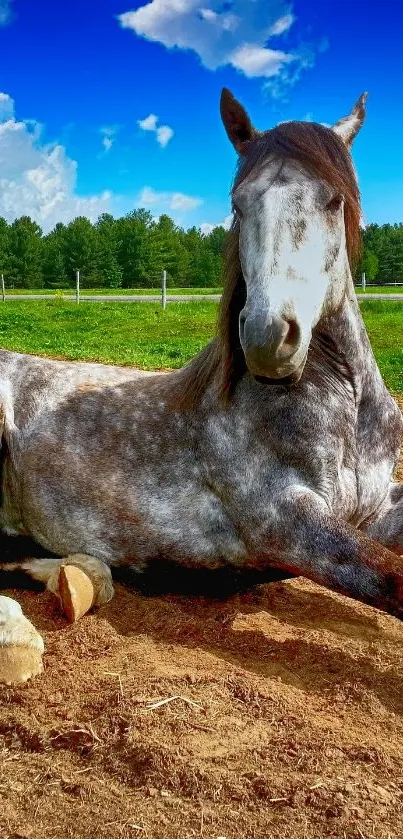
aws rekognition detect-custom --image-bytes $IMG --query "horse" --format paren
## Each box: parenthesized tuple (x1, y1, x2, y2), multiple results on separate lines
(1, 88, 403, 681)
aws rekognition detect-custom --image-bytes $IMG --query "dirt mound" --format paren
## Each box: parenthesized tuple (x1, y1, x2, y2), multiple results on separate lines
(1, 398, 403, 839)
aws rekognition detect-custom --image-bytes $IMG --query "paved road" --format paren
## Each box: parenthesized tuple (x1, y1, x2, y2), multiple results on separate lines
(2, 293, 403, 303)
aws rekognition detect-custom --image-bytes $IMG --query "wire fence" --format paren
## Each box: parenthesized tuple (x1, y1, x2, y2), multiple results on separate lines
(1, 270, 403, 305)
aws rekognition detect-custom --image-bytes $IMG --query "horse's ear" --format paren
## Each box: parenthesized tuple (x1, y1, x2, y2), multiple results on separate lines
(332, 92, 368, 147)
(220, 88, 258, 154)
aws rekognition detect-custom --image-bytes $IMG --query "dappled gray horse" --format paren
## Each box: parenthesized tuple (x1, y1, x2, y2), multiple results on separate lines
(1, 89, 403, 667)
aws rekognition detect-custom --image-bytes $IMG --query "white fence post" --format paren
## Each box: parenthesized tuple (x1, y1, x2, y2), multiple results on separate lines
(361, 271, 366, 291)
(162, 269, 167, 310)
(76, 269, 80, 304)
(1, 273, 5, 302)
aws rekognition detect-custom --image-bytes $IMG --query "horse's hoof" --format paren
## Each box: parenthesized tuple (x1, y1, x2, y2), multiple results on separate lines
(0, 645, 43, 685)
(0, 596, 44, 686)
(58, 564, 95, 623)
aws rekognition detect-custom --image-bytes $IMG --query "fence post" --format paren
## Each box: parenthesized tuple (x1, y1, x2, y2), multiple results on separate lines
(76, 269, 80, 304)
(1, 273, 5, 302)
(361, 271, 366, 291)
(161, 269, 167, 310)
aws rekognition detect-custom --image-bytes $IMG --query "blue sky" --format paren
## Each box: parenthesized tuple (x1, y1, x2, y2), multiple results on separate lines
(0, 0, 402, 233)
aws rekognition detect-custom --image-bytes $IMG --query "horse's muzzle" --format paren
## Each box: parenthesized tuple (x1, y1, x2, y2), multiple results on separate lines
(239, 309, 303, 379)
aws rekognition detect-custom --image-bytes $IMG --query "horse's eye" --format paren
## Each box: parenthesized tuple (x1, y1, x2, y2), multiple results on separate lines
(326, 193, 344, 213)
(233, 203, 243, 219)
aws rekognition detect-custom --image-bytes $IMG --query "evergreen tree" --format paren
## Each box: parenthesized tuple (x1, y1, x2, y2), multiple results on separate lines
(63, 217, 100, 287)
(0, 210, 402, 291)
(117, 210, 159, 287)
(156, 215, 189, 286)
(96, 213, 123, 288)
(0, 217, 10, 278)
(42, 224, 68, 287)
(7, 216, 43, 287)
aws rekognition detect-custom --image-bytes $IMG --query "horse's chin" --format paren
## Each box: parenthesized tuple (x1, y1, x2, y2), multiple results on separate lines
(252, 362, 306, 387)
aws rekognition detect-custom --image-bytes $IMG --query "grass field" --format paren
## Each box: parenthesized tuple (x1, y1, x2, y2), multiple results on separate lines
(0, 298, 401, 392)
(3, 285, 403, 297)
(355, 285, 403, 294)
(359, 300, 403, 392)
(3, 287, 222, 296)
(0, 300, 216, 370)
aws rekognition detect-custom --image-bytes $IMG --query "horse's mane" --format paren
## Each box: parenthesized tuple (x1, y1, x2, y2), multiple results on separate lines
(173, 121, 362, 410)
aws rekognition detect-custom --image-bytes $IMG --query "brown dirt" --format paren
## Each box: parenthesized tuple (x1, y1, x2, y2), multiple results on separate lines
(1, 398, 403, 839)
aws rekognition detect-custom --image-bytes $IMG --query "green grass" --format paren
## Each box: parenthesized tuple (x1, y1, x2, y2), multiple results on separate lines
(355, 285, 403, 294)
(3, 287, 222, 296)
(0, 299, 401, 393)
(0, 300, 217, 369)
(359, 300, 403, 393)
(4, 285, 403, 297)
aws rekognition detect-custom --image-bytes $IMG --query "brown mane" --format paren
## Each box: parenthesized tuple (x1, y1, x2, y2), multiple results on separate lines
(174, 121, 362, 410)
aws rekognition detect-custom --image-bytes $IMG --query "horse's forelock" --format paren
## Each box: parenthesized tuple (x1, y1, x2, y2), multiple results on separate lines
(234, 122, 361, 267)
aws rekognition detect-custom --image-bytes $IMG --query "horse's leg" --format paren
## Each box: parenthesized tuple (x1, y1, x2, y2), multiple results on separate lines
(361, 482, 403, 555)
(0, 595, 44, 684)
(259, 489, 403, 620)
(0, 555, 113, 681)
(0, 554, 115, 613)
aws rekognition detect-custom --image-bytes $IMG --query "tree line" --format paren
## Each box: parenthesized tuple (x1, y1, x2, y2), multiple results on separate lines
(358, 223, 403, 284)
(0, 212, 401, 288)
(0, 211, 227, 289)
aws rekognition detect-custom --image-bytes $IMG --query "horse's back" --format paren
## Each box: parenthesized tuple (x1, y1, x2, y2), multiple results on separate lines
(0, 348, 162, 430)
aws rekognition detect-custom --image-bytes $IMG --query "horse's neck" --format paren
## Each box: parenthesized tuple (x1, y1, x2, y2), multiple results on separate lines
(316, 278, 402, 485)
(316, 281, 385, 402)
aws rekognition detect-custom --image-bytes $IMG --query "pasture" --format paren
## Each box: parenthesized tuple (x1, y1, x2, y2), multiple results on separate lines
(1, 286, 223, 296)
(2, 284, 403, 296)
(0, 298, 402, 392)
(359, 286, 403, 293)
(1, 297, 403, 839)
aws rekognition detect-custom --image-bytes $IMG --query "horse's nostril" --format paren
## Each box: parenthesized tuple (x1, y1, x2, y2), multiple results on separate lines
(284, 318, 300, 349)
(239, 311, 247, 338)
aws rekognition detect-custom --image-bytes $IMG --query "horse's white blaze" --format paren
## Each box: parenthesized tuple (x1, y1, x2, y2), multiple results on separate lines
(235, 159, 350, 374)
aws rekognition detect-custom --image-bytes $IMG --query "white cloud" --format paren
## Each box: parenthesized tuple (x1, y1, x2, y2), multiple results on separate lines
(138, 112, 174, 147)
(265, 36, 328, 99)
(199, 7, 239, 31)
(200, 214, 232, 235)
(0, 0, 12, 26)
(99, 125, 119, 154)
(138, 113, 158, 132)
(0, 92, 14, 120)
(118, 1, 321, 93)
(0, 92, 112, 232)
(199, 8, 217, 23)
(138, 185, 202, 212)
(170, 192, 202, 210)
(229, 44, 293, 78)
(138, 186, 162, 205)
(268, 13, 294, 37)
(156, 125, 174, 148)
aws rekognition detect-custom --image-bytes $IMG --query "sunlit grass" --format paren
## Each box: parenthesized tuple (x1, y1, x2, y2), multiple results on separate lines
(0, 298, 401, 393)
(3, 287, 222, 296)
(359, 300, 403, 393)
(356, 285, 403, 294)
(5, 285, 403, 296)
(0, 300, 217, 369)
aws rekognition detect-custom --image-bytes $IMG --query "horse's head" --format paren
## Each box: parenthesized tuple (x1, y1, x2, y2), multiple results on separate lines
(220, 89, 366, 384)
